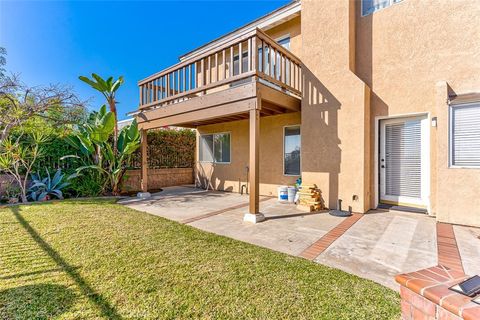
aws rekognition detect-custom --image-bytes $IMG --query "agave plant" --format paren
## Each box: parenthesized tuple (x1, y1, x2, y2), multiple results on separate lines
(28, 169, 75, 201)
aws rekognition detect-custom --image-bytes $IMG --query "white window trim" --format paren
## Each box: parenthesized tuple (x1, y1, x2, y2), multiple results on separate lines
(448, 102, 480, 169)
(283, 125, 301, 176)
(199, 131, 232, 164)
(361, 0, 403, 17)
(275, 34, 291, 47)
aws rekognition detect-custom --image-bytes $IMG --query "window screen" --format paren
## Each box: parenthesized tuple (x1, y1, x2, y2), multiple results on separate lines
(362, 0, 402, 16)
(199, 135, 214, 162)
(200, 133, 231, 163)
(450, 102, 480, 167)
(214, 133, 231, 163)
(284, 126, 301, 175)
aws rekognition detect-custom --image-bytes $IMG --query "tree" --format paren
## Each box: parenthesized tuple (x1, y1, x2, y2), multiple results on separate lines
(65, 105, 140, 195)
(78, 74, 124, 155)
(0, 132, 48, 203)
(0, 75, 86, 144)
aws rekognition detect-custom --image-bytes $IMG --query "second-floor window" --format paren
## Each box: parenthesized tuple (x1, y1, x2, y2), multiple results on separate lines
(277, 36, 290, 50)
(362, 0, 402, 16)
(233, 52, 248, 76)
(257, 36, 291, 82)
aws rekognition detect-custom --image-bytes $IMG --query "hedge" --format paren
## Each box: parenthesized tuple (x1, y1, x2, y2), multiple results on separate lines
(130, 128, 196, 169)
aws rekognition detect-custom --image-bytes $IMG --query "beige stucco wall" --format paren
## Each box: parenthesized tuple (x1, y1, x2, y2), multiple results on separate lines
(192, 0, 480, 226)
(196, 112, 301, 196)
(301, 0, 371, 213)
(354, 0, 480, 226)
(265, 16, 302, 58)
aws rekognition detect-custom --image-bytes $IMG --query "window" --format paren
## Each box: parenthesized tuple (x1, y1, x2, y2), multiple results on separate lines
(362, 0, 403, 16)
(258, 36, 290, 77)
(233, 51, 249, 76)
(200, 133, 231, 163)
(450, 102, 480, 167)
(277, 36, 290, 50)
(284, 126, 301, 175)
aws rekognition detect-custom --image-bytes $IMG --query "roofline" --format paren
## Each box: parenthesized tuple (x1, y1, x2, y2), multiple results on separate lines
(117, 118, 133, 124)
(179, 0, 301, 62)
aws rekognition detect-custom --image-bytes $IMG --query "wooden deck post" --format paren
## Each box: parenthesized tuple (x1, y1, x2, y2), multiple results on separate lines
(140, 129, 148, 193)
(244, 99, 265, 223)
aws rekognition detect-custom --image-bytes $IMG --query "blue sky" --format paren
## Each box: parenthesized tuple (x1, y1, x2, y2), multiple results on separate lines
(0, 0, 289, 120)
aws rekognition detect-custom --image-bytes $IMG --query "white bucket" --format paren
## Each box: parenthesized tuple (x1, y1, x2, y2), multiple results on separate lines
(287, 187, 296, 203)
(278, 186, 288, 201)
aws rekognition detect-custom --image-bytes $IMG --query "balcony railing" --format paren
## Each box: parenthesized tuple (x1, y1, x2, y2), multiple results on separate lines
(138, 28, 302, 110)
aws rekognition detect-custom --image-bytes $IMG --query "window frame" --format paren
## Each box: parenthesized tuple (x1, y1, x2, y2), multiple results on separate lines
(283, 125, 301, 176)
(275, 34, 291, 50)
(233, 51, 249, 76)
(199, 132, 232, 164)
(361, 0, 403, 17)
(448, 102, 480, 169)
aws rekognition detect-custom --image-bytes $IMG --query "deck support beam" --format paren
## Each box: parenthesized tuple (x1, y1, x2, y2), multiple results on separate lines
(140, 129, 149, 193)
(244, 100, 265, 223)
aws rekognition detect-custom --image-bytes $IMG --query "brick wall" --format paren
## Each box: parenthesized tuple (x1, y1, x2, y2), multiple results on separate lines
(121, 168, 193, 192)
(396, 265, 480, 320)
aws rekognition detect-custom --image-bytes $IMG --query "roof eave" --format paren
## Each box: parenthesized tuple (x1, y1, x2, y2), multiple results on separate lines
(179, 0, 301, 62)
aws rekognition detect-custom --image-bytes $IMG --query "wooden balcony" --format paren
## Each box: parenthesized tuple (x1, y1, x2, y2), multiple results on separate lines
(135, 29, 303, 216)
(135, 28, 302, 129)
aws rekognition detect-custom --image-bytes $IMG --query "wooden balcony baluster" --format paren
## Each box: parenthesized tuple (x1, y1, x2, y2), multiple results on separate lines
(138, 28, 301, 109)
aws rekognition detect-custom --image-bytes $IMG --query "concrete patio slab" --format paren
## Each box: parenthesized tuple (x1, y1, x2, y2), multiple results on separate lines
(118, 186, 249, 222)
(190, 198, 344, 256)
(454, 225, 480, 276)
(315, 210, 437, 289)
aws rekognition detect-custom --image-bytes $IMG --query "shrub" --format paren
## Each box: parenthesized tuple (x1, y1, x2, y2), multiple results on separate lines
(130, 128, 195, 169)
(64, 170, 103, 198)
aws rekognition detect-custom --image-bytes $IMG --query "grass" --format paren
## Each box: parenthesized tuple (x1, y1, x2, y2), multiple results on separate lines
(0, 199, 400, 319)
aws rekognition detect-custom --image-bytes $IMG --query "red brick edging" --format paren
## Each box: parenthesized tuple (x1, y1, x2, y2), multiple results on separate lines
(299, 213, 363, 260)
(437, 223, 464, 273)
(396, 265, 480, 320)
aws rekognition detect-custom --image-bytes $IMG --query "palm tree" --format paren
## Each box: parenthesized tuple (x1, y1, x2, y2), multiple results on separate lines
(79, 74, 124, 154)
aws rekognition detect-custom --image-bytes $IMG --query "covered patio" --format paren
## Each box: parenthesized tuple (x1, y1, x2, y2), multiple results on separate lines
(131, 28, 302, 223)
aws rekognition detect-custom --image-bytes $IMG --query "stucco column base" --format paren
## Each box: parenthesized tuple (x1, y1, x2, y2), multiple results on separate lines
(243, 213, 265, 224)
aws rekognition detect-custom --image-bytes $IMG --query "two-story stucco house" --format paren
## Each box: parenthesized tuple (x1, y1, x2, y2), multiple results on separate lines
(131, 0, 480, 227)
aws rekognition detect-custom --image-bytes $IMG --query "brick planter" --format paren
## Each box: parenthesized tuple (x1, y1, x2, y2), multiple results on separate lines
(396, 265, 480, 320)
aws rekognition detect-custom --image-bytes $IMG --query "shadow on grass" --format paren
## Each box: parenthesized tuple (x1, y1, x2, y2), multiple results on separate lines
(11, 206, 123, 319)
(0, 284, 75, 319)
(0, 267, 73, 280)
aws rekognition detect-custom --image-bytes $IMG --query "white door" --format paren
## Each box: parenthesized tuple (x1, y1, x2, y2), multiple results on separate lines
(379, 116, 429, 208)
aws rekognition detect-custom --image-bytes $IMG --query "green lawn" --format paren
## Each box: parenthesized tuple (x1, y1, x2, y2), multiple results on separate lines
(0, 199, 400, 319)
